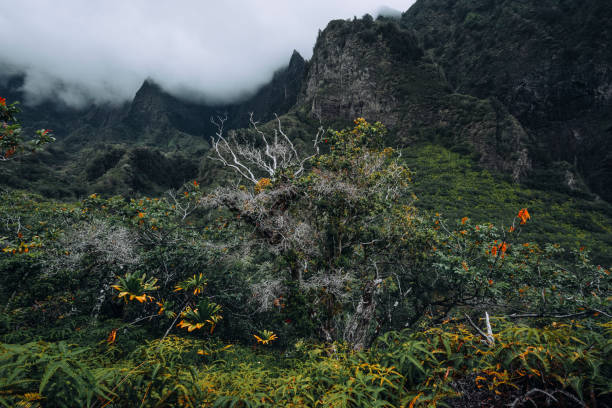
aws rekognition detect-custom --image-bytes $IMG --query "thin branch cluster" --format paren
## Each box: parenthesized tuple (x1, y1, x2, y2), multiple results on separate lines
(202, 184, 318, 257)
(249, 278, 286, 313)
(53, 219, 139, 272)
(210, 113, 323, 184)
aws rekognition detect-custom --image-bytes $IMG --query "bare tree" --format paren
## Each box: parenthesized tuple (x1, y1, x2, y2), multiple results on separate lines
(52, 219, 140, 322)
(210, 113, 323, 184)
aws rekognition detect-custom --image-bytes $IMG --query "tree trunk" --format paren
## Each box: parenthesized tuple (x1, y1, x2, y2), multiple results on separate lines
(91, 267, 116, 324)
(343, 279, 382, 350)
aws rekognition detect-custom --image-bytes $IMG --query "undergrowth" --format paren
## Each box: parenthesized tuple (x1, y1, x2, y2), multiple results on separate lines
(1, 320, 610, 407)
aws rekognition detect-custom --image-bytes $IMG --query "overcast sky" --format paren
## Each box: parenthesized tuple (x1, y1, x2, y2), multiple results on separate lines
(0, 0, 415, 108)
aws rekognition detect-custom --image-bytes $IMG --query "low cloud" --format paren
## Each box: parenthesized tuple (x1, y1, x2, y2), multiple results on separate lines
(0, 1, 412, 108)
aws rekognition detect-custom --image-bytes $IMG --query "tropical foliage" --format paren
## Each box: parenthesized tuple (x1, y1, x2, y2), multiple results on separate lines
(112, 272, 159, 303)
(0, 97, 54, 162)
(0, 114, 609, 407)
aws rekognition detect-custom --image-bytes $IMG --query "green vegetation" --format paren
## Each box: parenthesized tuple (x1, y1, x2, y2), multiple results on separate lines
(1, 0, 610, 404)
(1, 322, 610, 407)
(404, 144, 612, 265)
(0, 97, 55, 162)
(0, 116, 610, 407)
(402, 0, 612, 201)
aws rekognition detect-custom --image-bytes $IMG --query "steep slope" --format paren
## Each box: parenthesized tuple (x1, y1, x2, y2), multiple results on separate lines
(2, 2, 611, 201)
(282, 9, 611, 262)
(225, 50, 307, 127)
(299, 16, 531, 180)
(401, 0, 612, 200)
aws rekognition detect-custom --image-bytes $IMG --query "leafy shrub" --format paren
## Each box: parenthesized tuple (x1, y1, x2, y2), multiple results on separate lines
(0, 341, 116, 408)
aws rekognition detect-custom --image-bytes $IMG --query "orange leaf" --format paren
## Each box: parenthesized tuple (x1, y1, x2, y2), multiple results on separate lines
(517, 208, 530, 225)
(107, 329, 117, 344)
(409, 393, 423, 408)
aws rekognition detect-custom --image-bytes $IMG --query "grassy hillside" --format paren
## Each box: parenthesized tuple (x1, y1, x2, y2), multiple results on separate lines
(404, 144, 612, 265)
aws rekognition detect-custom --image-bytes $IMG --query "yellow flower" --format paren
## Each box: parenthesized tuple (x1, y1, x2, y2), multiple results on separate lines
(131, 294, 150, 303)
(254, 178, 272, 194)
(177, 320, 204, 332)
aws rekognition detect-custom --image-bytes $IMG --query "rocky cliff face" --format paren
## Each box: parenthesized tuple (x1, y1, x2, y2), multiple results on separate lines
(300, 18, 418, 126)
(296, 0, 611, 198)
(401, 0, 612, 199)
(299, 16, 531, 180)
(403, 0, 612, 123)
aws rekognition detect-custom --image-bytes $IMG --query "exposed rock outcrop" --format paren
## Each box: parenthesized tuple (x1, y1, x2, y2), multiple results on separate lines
(402, 0, 612, 199)
(299, 17, 532, 180)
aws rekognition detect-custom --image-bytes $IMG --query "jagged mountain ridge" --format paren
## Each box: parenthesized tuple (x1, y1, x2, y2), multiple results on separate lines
(297, 0, 611, 199)
(2, 50, 306, 145)
(299, 16, 531, 181)
(1, 0, 610, 201)
(0, 51, 307, 196)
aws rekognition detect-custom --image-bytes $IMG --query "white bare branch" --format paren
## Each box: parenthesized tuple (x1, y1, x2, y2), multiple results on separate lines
(167, 189, 201, 221)
(210, 115, 259, 184)
(250, 278, 286, 313)
(209, 113, 322, 184)
(53, 219, 139, 271)
(302, 269, 354, 301)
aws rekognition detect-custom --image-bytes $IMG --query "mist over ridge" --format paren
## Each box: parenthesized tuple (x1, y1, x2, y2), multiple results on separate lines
(0, 0, 410, 108)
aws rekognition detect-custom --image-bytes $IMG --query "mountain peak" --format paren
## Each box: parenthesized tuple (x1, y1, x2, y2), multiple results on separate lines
(289, 50, 305, 69)
(375, 6, 402, 19)
(136, 78, 163, 95)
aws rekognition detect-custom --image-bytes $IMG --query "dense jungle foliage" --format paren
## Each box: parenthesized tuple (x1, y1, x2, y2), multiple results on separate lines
(1, 96, 611, 407)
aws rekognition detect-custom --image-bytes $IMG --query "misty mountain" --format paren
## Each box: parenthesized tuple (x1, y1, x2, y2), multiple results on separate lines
(1, 0, 611, 203)
(0, 51, 307, 196)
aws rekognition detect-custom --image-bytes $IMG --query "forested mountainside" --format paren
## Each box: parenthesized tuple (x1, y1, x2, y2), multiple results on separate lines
(0, 0, 611, 407)
(301, 0, 612, 200)
(402, 0, 612, 201)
